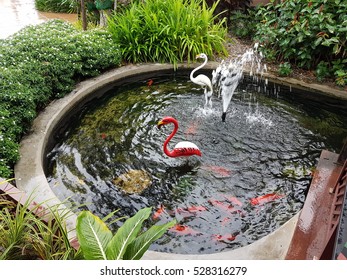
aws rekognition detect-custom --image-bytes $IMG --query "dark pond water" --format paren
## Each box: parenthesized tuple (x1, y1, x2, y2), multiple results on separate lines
(46, 71, 347, 254)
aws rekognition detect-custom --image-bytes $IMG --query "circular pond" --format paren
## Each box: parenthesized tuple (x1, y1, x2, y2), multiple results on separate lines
(45, 70, 347, 254)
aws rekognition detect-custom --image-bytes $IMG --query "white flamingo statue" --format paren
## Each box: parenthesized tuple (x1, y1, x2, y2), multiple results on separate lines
(190, 53, 213, 108)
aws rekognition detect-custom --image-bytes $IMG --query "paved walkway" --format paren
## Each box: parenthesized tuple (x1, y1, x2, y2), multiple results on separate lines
(0, 0, 77, 39)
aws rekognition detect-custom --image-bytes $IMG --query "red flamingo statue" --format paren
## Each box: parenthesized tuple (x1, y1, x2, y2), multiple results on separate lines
(157, 116, 202, 158)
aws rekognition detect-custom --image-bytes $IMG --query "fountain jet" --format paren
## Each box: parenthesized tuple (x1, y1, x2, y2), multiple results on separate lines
(212, 44, 267, 122)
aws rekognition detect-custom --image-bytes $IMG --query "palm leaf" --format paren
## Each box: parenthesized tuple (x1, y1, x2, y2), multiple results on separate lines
(76, 211, 113, 260)
(105, 207, 151, 260)
(123, 219, 177, 260)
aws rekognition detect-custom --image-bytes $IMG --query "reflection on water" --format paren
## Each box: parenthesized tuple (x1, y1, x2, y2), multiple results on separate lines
(46, 72, 347, 254)
(0, 0, 77, 39)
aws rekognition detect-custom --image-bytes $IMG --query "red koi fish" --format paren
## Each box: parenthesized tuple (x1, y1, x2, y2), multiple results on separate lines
(174, 205, 207, 218)
(250, 193, 285, 206)
(208, 199, 236, 213)
(201, 165, 232, 177)
(147, 79, 154, 87)
(221, 217, 232, 226)
(212, 234, 236, 242)
(177, 205, 207, 213)
(224, 196, 243, 207)
(169, 224, 200, 236)
(184, 122, 198, 135)
(152, 204, 165, 220)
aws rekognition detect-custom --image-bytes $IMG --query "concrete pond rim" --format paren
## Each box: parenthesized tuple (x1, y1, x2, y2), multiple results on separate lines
(14, 62, 347, 260)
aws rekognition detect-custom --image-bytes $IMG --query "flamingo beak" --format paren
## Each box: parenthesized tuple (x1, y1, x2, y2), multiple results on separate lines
(157, 120, 164, 129)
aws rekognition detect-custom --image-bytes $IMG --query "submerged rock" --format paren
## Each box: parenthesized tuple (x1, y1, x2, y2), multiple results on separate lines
(113, 169, 152, 194)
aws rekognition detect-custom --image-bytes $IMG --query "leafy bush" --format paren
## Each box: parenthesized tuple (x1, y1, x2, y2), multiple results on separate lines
(0, 20, 122, 178)
(315, 61, 331, 82)
(255, 0, 347, 85)
(35, 0, 78, 13)
(278, 62, 292, 77)
(229, 8, 260, 38)
(205, 0, 254, 26)
(107, 0, 228, 66)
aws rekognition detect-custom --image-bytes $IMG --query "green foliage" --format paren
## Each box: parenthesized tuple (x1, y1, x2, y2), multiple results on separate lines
(229, 9, 259, 39)
(76, 207, 176, 260)
(0, 20, 122, 178)
(1, 186, 174, 260)
(107, 0, 228, 67)
(255, 0, 347, 85)
(95, 0, 114, 10)
(0, 192, 81, 260)
(35, 0, 78, 13)
(278, 62, 292, 77)
(315, 61, 331, 82)
(332, 59, 347, 86)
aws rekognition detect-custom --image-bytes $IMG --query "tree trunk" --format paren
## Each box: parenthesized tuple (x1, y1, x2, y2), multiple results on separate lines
(81, 0, 87, 30)
(99, 10, 111, 27)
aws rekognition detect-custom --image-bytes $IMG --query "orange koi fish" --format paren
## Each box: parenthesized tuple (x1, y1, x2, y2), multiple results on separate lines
(152, 204, 165, 220)
(212, 234, 236, 242)
(250, 193, 285, 206)
(174, 205, 207, 218)
(224, 196, 243, 207)
(184, 205, 207, 213)
(184, 122, 198, 135)
(221, 217, 232, 226)
(208, 199, 235, 213)
(169, 224, 200, 236)
(147, 79, 154, 87)
(201, 165, 232, 177)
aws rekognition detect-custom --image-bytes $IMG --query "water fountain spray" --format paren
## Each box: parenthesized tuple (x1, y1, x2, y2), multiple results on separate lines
(212, 43, 267, 122)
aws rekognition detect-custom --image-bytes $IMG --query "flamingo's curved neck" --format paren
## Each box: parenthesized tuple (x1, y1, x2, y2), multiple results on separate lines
(163, 119, 178, 157)
(190, 56, 207, 82)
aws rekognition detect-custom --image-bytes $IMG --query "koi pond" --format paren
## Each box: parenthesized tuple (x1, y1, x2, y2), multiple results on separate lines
(45, 70, 347, 254)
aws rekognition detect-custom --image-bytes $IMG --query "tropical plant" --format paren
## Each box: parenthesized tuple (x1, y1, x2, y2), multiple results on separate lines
(76, 207, 176, 260)
(107, 0, 228, 67)
(255, 0, 347, 86)
(0, 192, 81, 260)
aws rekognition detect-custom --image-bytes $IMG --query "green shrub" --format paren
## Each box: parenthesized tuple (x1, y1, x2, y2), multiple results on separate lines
(332, 59, 347, 86)
(315, 61, 331, 82)
(229, 8, 260, 39)
(107, 0, 228, 66)
(0, 20, 122, 178)
(255, 0, 347, 85)
(35, 0, 78, 13)
(278, 62, 292, 77)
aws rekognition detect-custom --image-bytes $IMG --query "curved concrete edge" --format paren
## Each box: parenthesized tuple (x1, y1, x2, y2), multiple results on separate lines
(13, 62, 343, 259)
(262, 73, 347, 100)
(14, 63, 180, 240)
(143, 212, 299, 260)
